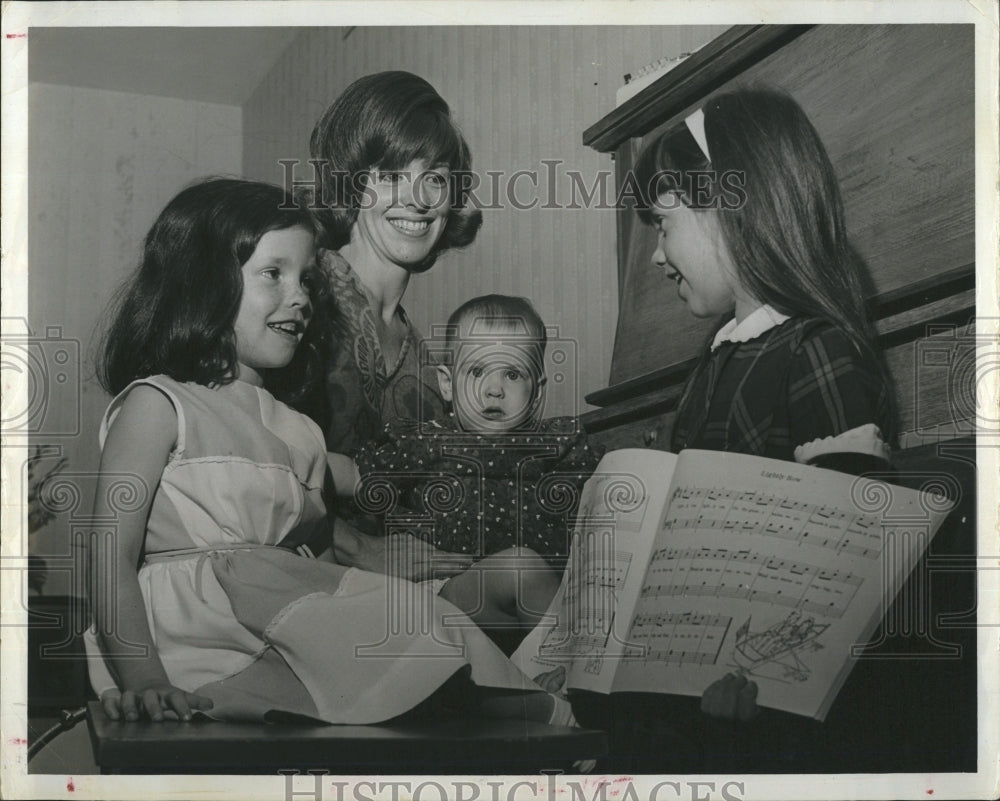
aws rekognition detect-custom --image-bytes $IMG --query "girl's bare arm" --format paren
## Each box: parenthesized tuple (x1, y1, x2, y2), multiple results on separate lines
(91, 385, 212, 721)
(326, 452, 360, 497)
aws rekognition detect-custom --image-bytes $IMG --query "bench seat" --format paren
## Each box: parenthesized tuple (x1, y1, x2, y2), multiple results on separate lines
(86, 702, 607, 775)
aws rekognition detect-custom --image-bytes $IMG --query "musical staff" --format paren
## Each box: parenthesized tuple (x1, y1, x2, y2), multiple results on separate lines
(538, 530, 634, 658)
(642, 546, 863, 619)
(625, 611, 732, 666)
(664, 485, 883, 559)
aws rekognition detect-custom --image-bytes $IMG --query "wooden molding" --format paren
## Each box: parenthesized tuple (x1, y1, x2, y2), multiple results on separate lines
(584, 263, 976, 423)
(582, 25, 814, 153)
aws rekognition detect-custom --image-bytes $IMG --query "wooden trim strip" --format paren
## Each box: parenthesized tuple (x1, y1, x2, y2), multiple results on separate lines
(585, 355, 699, 408)
(582, 296, 976, 434)
(587, 265, 976, 408)
(582, 25, 814, 153)
(582, 384, 683, 433)
(873, 264, 974, 320)
(877, 299, 975, 351)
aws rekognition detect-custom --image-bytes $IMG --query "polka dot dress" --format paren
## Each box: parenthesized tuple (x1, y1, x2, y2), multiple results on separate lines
(354, 415, 604, 566)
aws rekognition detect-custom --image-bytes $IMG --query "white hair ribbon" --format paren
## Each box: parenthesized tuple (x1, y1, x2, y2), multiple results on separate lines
(684, 107, 710, 161)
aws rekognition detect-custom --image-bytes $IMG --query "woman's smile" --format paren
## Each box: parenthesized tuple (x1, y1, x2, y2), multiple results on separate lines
(388, 218, 432, 235)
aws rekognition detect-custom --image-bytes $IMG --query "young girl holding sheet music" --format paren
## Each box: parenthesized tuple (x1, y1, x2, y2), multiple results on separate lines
(574, 86, 896, 772)
(641, 87, 894, 468)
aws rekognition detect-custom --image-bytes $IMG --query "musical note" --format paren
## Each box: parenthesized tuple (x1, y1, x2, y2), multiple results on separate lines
(660, 483, 885, 559)
(627, 611, 733, 666)
(641, 545, 863, 618)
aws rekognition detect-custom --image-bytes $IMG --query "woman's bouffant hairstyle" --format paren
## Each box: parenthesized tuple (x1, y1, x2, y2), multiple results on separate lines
(308, 71, 482, 266)
(97, 177, 329, 404)
(635, 86, 880, 367)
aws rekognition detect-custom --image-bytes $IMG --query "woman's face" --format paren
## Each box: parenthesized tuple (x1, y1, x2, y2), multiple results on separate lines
(649, 192, 740, 319)
(351, 158, 451, 270)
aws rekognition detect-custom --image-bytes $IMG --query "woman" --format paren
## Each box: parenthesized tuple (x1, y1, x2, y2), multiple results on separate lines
(306, 71, 483, 578)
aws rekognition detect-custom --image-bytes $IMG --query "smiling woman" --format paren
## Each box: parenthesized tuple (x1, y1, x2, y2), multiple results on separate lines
(306, 72, 482, 453)
(349, 161, 453, 274)
(301, 71, 485, 580)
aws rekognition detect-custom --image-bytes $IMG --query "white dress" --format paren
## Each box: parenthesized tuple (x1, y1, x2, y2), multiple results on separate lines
(86, 376, 538, 723)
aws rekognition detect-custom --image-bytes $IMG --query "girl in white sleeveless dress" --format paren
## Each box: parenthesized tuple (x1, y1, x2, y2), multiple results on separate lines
(85, 178, 568, 727)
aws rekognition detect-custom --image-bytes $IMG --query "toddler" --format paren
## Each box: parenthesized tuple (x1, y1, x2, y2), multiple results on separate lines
(330, 295, 603, 631)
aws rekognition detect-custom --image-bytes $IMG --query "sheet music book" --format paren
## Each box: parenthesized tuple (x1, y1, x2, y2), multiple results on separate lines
(513, 449, 953, 721)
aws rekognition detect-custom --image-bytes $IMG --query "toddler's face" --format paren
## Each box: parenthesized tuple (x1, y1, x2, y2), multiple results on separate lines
(439, 339, 544, 434)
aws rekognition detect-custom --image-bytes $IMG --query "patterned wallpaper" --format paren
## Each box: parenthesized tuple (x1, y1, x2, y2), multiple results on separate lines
(28, 83, 242, 590)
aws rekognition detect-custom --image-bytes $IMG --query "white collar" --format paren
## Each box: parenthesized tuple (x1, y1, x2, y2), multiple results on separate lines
(710, 305, 791, 351)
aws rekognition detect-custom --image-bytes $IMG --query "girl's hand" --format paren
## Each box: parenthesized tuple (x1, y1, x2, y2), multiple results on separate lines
(102, 685, 214, 722)
(333, 516, 473, 579)
(529, 669, 596, 773)
(700, 673, 759, 721)
(533, 665, 567, 694)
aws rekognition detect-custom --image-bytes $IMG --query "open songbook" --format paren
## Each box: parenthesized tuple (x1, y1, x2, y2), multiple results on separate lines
(512, 449, 953, 721)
